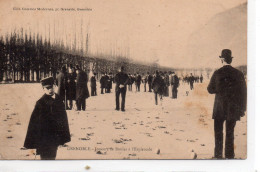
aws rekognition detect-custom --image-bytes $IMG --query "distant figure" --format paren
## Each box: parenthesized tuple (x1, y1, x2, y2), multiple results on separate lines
(171, 72, 179, 99)
(127, 74, 133, 91)
(152, 70, 165, 105)
(200, 74, 203, 83)
(114, 66, 129, 111)
(75, 66, 89, 111)
(66, 66, 77, 110)
(24, 77, 71, 160)
(104, 72, 109, 93)
(100, 73, 106, 94)
(56, 66, 67, 103)
(107, 73, 113, 93)
(163, 71, 170, 97)
(207, 49, 247, 159)
(147, 72, 153, 92)
(90, 73, 97, 96)
(142, 73, 147, 92)
(189, 73, 195, 90)
(135, 72, 142, 92)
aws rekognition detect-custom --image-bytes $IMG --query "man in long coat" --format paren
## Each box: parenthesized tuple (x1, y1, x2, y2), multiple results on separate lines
(147, 72, 153, 92)
(207, 49, 247, 159)
(189, 73, 195, 90)
(56, 66, 67, 102)
(100, 73, 106, 94)
(171, 72, 179, 99)
(90, 73, 97, 96)
(76, 67, 89, 111)
(66, 66, 77, 110)
(152, 70, 165, 105)
(114, 66, 129, 111)
(24, 77, 71, 160)
(135, 73, 142, 92)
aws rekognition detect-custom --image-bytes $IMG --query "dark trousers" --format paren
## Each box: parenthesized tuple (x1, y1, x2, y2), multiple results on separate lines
(136, 84, 140, 92)
(76, 98, 86, 111)
(37, 146, 58, 160)
(66, 99, 73, 109)
(144, 83, 147, 92)
(214, 119, 236, 159)
(91, 87, 97, 96)
(190, 83, 194, 90)
(101, 87, 104, 94)
(172, 86, 178, 99)
(148, 83, 152, 92)
(128, 84, 132, 91)
(154, 92, 162, 105)
(116, 87, 126, 110)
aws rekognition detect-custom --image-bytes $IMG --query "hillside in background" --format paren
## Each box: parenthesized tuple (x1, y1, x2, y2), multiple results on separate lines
(185, 2, 247, 68)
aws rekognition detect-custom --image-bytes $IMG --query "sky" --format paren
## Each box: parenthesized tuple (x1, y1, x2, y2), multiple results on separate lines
(0, 0, 247, 68)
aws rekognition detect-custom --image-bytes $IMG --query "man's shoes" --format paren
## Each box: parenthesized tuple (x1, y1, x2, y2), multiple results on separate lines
(115, 108, 119, 111)
(121, 109, 125, 112)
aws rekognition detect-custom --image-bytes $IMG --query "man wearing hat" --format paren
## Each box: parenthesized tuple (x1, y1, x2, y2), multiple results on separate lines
(114, 66, 129, 111)
(207, 49, 247, 159)
(24, 77, 71, 160)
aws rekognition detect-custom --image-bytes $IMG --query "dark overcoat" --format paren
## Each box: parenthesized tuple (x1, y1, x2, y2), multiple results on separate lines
(76, 70, 89, 100)
(56, 72, 67, 99)
(100, 76, 106, 88)
(66, 72, 77, 100)
(207, 65, 247, 121)
(90, 76, 96, 88)
(24, 94, 71, 149)
(114, 72, 129, 91)
(152, 75, 165, 95)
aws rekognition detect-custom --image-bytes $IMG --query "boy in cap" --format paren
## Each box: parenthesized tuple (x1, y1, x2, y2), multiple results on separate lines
(207, 49, 247, 159)
(24, 77, 71, 160)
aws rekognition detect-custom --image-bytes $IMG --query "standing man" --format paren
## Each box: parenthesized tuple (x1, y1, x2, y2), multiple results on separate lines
(171, 72, 179, 99)
(24, 77, 71, 160)
(207, 49, 247, 159)
(66, 66, 77, 110)
(75, 66, 89, 111)
(200, 74, 203, 83)
(152, 70, 165, 105)
(127, 73, 133, 91)
(142, 73, 147, 92)
(147, 72, 153, 92)
(100, 73, 106, 94)
(135, 72, 142, 92)
(163, 71, 170, 97)
(189, 73, 195, 90)
(56, 66, 67, 104)
(90, 73, 97, 96)
(114, 66, 129, 112)
(107, 73, 113, 93)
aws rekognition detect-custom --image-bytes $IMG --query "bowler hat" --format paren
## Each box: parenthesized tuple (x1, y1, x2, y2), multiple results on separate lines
(41, 77, 54, 87)
(219, 49, 233, 59)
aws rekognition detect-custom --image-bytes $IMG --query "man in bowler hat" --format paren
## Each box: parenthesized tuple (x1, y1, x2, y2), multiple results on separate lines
(75, 66, 89, 111)
(207, 49, 247, 159)
(114, 66, 129, 111)
(24, 77, 71, 160)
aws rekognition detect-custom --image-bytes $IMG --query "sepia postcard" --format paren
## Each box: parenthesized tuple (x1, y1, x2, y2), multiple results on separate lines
(0, 0, 247, 160)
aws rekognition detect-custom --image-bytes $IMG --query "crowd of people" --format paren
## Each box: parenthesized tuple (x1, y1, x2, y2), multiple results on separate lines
(54, 64, 205, 111)
(23, 49, 247, 161)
